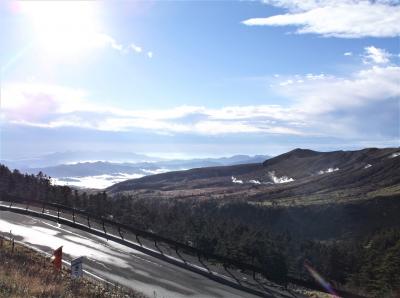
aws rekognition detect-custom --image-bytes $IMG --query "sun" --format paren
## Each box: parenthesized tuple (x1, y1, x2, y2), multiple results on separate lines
(20, 1, 102, 58)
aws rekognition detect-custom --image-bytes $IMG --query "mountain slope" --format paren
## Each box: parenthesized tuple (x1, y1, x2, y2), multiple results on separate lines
(22, 155, 269, 179)
(107, 147, 400, 205)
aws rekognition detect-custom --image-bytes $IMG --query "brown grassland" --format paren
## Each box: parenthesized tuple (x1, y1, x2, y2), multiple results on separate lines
(0, 238, 146, 298)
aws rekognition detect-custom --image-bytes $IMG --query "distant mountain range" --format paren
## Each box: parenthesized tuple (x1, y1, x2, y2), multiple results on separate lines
(2, 152, 269, 189)
(107, 147, 400, 205)
(0, 151, 161, 169)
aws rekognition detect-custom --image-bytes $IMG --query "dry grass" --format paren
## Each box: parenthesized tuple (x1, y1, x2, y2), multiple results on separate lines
(287, 284, 339, 298)
(0, 238, 147, 298)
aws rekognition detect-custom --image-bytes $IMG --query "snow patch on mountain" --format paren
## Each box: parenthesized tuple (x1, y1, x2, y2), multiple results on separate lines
(318, 167, 339, 175)
(231, 176, 243, 184)
(249, 179, 261, 184)
(268, 171, 295, 184)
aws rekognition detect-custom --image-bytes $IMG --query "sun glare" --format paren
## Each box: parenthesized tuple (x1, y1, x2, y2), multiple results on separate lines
(20, 1, 101, 58)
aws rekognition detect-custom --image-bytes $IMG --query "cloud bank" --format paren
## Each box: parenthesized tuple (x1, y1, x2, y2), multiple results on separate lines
(242, 0, 400, 38)
(2, 47, 398, 141)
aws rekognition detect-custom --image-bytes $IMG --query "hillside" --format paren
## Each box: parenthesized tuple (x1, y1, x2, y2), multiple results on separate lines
(107, 147, 400, 205)
(1, 149, 400, 297)
(0, 237, 145, 298)
(13, 154, 269, 189)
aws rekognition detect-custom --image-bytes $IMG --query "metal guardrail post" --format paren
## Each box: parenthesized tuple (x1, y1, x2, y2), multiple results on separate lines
(57, 207, 60, 220)
(87, 215, 91, 228)
(252, 256, 256, 279)
(102, 220, 107, 234)
(136, 234, 142, 246)
(42, 203, 45, 213)
(118, 226, 124, 240)
(72, 208, 75, 223)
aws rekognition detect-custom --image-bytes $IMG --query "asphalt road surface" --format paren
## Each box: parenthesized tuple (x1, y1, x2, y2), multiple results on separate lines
(0, 210, 279, 298)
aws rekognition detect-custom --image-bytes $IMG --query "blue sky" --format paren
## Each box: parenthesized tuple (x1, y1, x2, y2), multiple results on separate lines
(1, 0, 399, 159)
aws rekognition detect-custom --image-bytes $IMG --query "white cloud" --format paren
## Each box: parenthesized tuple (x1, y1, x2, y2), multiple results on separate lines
(206, 105, 303, 122)
(94, 34, 125, 52)
(344, 52, 353, 56)
(147, 51, 153, 58)
(2, 48, 399, 139)
(97, 35, 151, 56)
(243, 0, 400, 38)
(268, 58, 400, 138)
(279, 79, 294, 86)
(1, 83, 88, 121)
(273, 65, 400, 115)
(129, 44, 143, 53)
(52, 173, 145, 189)
(0, 82, 306, 136)
(363, 46, 391, 64)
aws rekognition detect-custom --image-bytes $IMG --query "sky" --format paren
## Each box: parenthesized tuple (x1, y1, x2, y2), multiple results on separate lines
(0, 0, 399, 160)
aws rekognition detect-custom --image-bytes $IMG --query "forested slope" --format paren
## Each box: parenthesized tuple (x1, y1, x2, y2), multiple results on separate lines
(1, 147, 399, 297)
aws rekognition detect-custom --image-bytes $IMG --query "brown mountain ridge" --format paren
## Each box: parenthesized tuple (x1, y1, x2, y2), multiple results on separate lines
(106, 147, 400, 206)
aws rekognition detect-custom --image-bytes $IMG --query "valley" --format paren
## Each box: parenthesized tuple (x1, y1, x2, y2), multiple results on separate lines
(1, 147, 399, 297)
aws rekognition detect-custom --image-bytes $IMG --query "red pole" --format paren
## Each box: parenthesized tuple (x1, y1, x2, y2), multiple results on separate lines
(51, 246, 63, 271)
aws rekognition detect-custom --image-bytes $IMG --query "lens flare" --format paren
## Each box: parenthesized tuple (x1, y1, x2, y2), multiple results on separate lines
(304, 261, 339, 297)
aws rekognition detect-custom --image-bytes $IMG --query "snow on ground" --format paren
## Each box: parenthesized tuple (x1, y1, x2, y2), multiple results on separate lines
(231, 176, 243, 184)
(268, 171, 295, 184)
(364, 164, 372, 169)
(249, 179, 261, 184)
(318, 168, 339, 175)
(389, 152, 400, 158)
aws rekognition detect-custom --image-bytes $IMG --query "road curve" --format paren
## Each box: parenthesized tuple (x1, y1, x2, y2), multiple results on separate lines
(0, 210, 277, 298)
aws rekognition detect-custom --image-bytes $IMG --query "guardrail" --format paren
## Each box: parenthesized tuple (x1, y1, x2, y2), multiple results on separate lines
(0, 196, 367, 298)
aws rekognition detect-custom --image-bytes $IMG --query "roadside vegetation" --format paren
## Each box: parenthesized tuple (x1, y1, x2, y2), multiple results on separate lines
(0, 237, 146, 298)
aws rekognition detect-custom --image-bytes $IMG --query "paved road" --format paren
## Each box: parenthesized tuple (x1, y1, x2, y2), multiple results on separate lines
(0, 210, 275, 298)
